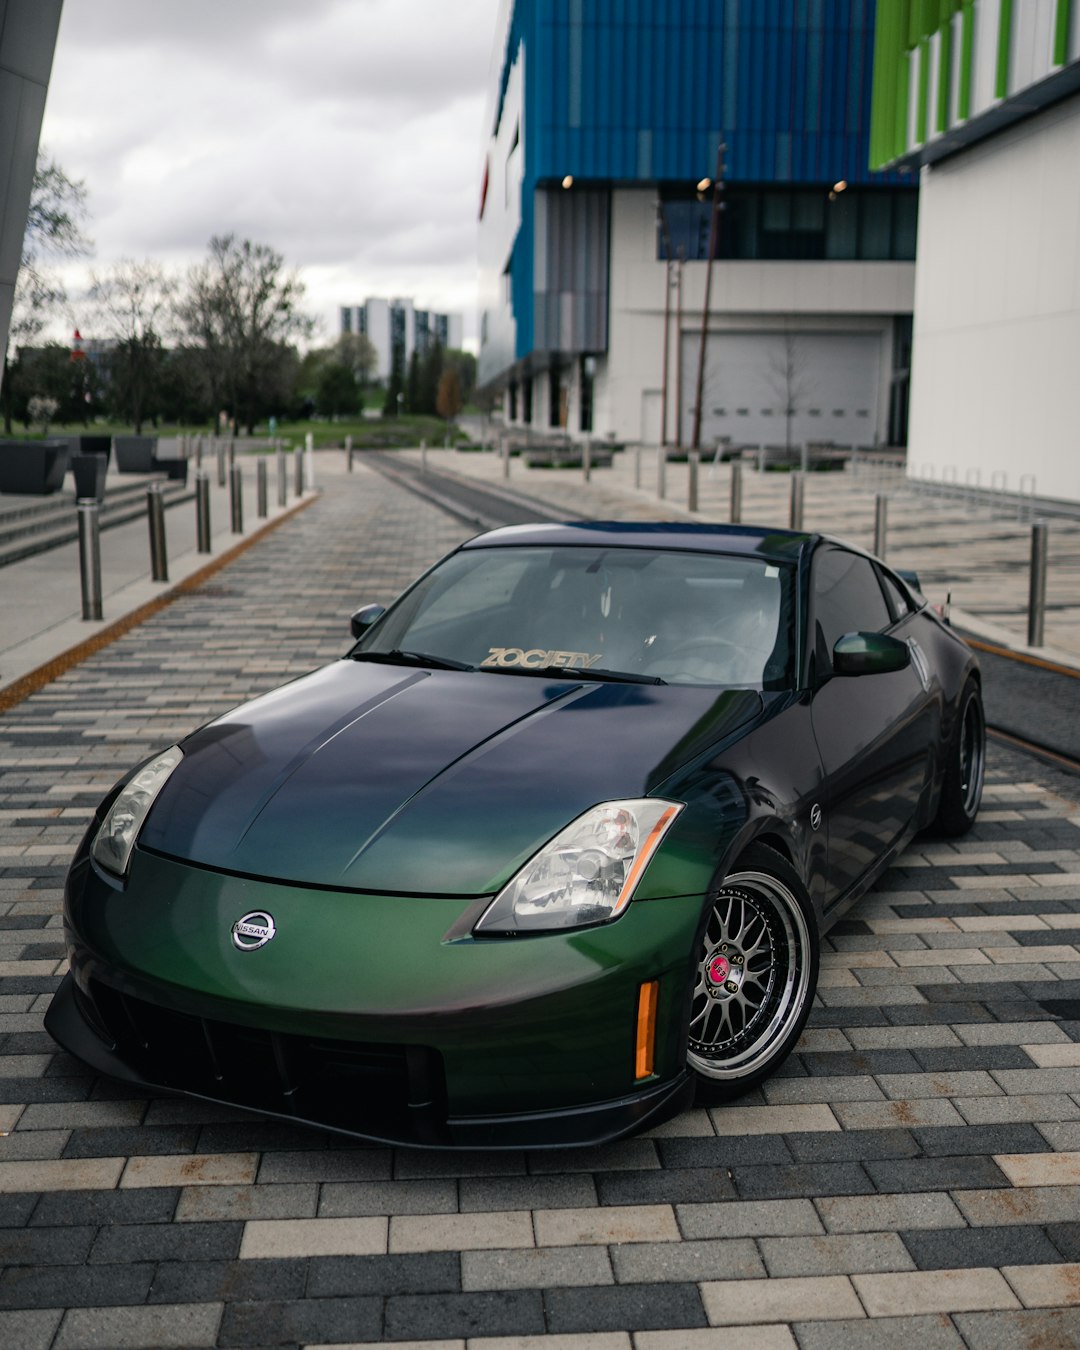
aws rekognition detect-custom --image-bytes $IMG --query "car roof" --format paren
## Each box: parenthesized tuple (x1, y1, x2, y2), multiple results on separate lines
(460, 521, 812, 564)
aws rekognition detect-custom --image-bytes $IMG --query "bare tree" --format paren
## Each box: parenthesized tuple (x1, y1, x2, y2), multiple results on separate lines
(3, 153, 91, 431)
(89, 259, 175, 433)
(766, 327, 814, 457)
(175, 235, 312, 433)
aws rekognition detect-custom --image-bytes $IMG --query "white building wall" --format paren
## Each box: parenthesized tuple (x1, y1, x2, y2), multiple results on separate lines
(907, 94, 1080, 502)
(594, 190, 914, 447)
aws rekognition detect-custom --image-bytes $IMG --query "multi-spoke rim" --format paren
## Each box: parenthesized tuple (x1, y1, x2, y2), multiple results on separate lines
(959, 690, 985, 819)
(687, 868, 812, 1081)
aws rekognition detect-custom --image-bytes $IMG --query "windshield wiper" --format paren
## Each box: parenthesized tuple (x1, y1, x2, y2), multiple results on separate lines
(484, 664, 666, 686)
(352, 649, 474, 672)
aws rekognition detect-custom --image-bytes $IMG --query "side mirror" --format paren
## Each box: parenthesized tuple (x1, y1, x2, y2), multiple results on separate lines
(350, 604, 385, 640)
(832, 631, 910, 677)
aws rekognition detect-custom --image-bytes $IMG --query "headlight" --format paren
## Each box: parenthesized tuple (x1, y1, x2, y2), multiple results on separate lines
(474, 798, 683, 934)
(91, 745, 183, 877)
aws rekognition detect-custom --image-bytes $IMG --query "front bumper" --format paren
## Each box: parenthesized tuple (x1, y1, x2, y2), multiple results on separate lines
(47, 846, 703, 1148)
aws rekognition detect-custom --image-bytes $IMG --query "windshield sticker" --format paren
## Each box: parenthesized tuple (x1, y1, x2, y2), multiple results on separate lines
(482, 648, 604, 670)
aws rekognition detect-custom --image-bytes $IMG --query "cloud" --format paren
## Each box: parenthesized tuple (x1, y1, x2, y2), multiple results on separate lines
(41, 0, 501, 342)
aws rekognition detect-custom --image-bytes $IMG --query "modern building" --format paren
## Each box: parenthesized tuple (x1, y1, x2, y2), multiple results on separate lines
(0, 0, 64, 389)
(340, 298, 464, 382)
(871, 0, 1080, 504)
(477, 0, 917, 450)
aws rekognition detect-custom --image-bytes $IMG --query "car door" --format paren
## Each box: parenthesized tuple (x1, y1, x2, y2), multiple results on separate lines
(807, 545, 936, 909)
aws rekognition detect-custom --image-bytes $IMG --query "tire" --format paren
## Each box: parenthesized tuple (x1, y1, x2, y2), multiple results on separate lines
(687, 843, 819, 1104)
(932, 680, 985, 838)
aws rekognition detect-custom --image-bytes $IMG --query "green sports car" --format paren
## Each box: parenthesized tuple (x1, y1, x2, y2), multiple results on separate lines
(46, 522, 984, 1147)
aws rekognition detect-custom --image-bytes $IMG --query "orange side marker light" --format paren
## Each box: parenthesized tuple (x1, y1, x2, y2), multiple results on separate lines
(635, 979, 659, 1080)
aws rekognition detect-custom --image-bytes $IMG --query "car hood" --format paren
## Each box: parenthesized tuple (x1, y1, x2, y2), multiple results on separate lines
(138, 659, 763, 894)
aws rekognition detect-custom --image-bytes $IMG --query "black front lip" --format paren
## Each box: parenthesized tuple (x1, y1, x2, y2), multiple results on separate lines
(45, 971, 693, 1151)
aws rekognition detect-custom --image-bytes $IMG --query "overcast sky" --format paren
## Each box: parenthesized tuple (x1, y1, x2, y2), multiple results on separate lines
(40, 0, 504, 348)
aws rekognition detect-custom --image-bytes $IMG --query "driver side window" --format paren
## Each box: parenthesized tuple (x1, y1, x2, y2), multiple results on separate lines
(812, 548, 893, 660)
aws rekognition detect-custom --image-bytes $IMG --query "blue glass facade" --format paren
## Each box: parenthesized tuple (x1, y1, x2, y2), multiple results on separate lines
(487, 0, 902, 367)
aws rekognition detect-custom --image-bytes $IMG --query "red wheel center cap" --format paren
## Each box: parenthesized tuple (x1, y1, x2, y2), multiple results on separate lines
(708, 954, 730, 985)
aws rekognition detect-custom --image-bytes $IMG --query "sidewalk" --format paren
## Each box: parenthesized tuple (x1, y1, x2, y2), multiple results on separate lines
(1, 454, 317, 704)
(405, 444, 1080, 669)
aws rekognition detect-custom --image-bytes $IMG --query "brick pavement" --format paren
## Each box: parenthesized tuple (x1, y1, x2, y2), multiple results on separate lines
(1, 457, 1080, 1348)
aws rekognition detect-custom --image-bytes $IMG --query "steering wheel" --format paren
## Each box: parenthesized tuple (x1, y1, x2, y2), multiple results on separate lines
(641, 636, 746, 683)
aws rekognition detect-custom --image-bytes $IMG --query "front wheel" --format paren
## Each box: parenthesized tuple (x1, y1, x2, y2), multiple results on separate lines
(687, 844, 819, 1104)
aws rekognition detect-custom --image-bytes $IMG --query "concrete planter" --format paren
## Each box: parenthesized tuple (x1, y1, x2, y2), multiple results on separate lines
(66, 434, 113, 467)
(71, 452, 108, 502)
(0, 440, 71, 495)
(114, 436, 158, 473)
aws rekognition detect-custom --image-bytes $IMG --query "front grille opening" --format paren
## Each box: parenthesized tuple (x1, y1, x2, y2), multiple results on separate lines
(85, 977, 448, 1143)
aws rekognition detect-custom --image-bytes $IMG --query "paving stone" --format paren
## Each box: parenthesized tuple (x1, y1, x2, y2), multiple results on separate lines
(118, 1152, 257, 1189)
(994, 1150, 1080, 1187)
(0, 1191, 38, 1227)
(0, 1262, 155, 1309)
(783, 1127, 917, 1163)
(29, 1186, 178, 1227)
(392, 1148, 527, 1179)
(731, 1162, 874, 1200)
(459, 1174, 596, 1212)
(318, 1178, 457, 1217)
(676, 1198, 824, 1239)
(830, 1097, 966, 1130)
(526, 1140, 660, 1173)
(176, 1182, 317, 1222)
(0, 1309, 64, 1350)
(610, 1237, 763, 1284)
(758, 1232, 914, 1277)
(952, 1308, 1080, 1349)
(700, 1273, 863, 1324)
(305, 1250, 461, 1299)
(865, 1154, 1010, 1192)
(791, 1313, 964, 1349)
(218, 1294, 382, 1347)
(384, 1290, 545, 1341)
(910, 1123, 1047, 1156)
(654, 1135, 791, 1169)
(851, 1267, 1020, 1316)
(1046, 1223, 1080, 1261)
(595, 1167, 736, 1207)
(953, 1092, 1080, 1124)
(53, 1301, 223, 1349)
(462, 1245, 614, 1291)
(902, 1223, 1065, 1270)
(708, 1103, 841, 1135)
(0, 1157, 123, 1192)
(88, 1218, 244, 1264)
(0, 1129, 70, 1160)
(391, 1210, 535, 1253)
(239, 1216, 387, 1259)
(816, 1192, 966, 1233)
(535, 1203, 679, 1246)
(0, 1224, 96, 1266)
(146, 1257, 308, 1305)
(636, 1331, 796, 1350)
(952, 1184, 1080, 1227)
(545, 1282, 707, 1334)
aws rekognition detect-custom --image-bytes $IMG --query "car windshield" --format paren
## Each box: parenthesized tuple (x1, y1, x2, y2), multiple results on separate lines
(355, 545, 796, 689)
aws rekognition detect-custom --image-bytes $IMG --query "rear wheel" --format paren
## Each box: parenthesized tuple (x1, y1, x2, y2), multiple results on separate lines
(932, 680, 985, 837)
(687, 844, 818, 1104)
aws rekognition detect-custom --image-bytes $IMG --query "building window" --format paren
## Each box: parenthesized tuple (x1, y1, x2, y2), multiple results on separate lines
(509, 381, 518, 421)
(659, 186, 918, 263)
(522, 377, 533, 425)
(341, 307, 353, 333)
(579, 356, 595, 433)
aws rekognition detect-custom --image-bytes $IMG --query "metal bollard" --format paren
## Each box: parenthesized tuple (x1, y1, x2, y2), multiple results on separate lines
(757, 444, 766, 474)
(730, 461, 743, 524)
(502, 443, 510, 479)
(216, 442, 226, 487)
(656, 446, 666, 500)
(305, 433, 315, 489)
(294, 446, 304, 496)
(277, 447, 287, 507)
(345, 434, 353, 471)
(582, 441, 591, 483)
(230, 464, 244, 534)
(195, 472, 212, 552)
(256, 457, 268, 518)
(789, 471, 805, 530)
(1028, 521, 1048, 647)
(874, 494, 888, 559)
(147, 484, 168, 582)
(687, 450, 699, 512)
(228, 439, 236, 471)
(77, 499, 103, 620)
(421, 439, 427, 472)
(194, 436, 202, 469)
(800, 443, 809, 474)
(634, 445, 642, 490)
